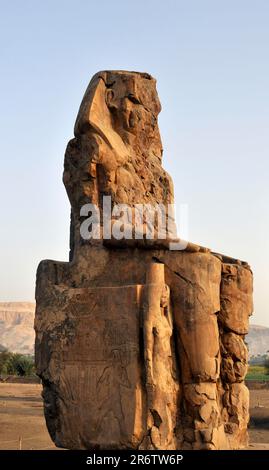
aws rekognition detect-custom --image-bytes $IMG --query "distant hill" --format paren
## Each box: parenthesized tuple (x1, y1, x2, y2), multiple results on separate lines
(0, 302, 35, 355)
(246, 324, 269, 357)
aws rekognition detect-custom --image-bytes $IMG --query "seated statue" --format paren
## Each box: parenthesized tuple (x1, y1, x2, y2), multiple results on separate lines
(35, 71, 253, 450)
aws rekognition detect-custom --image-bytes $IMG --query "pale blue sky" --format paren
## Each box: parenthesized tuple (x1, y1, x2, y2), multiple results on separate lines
(0, 1, 268, 326)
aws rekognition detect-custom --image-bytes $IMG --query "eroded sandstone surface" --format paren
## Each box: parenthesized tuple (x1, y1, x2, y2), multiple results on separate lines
(35, 71, 253, 449)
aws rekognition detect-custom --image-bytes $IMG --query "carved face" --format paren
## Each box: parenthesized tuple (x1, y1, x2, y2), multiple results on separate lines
(105, 73, 161, 149)
(75, 71, 162, 158)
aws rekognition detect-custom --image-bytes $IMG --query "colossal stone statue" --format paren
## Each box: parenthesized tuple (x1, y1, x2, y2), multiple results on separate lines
(35, 71, 253, 450)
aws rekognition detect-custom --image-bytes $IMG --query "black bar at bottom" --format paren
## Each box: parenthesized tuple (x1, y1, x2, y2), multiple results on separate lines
(0, 450, 268, 467)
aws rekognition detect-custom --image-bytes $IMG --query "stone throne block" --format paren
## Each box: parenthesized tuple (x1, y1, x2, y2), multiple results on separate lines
(36, 264, 180, 450)
(36, 285, 144, 449)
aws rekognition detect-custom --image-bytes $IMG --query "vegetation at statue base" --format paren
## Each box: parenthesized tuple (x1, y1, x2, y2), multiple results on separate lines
(246, 364, 269, 381)
(0, 350, 35, 377)
(246, 353, 269, 380)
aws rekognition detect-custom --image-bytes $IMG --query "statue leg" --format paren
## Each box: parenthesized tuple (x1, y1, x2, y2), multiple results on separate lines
(155, 251, 227, 449)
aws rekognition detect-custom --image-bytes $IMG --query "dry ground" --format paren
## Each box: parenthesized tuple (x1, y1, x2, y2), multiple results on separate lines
(0, 383, 58, 450)
(0, 383, 268, 450)
(248, 385, 269, 450)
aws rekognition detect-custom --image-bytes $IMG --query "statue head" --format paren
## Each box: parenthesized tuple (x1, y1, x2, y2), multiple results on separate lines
(74, 70, 163, 160)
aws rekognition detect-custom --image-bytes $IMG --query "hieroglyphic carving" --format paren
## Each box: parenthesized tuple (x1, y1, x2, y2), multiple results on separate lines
(39, 285, 144, 449)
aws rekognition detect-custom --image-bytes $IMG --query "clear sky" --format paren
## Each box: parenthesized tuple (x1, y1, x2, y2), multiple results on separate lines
(0, 1, 268, 326)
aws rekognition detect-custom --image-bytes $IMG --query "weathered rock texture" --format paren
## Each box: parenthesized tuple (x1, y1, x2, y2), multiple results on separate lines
(35, 71, 253, 450)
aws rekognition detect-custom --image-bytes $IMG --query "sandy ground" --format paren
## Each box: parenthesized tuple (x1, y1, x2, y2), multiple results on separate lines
(0, 383, 58, 450)
(248, 386, 269, 450)
(0, 383, 269, 450)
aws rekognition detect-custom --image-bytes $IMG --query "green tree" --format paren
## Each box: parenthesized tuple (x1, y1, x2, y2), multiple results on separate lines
(0, 351, 35, 377)
(0, 351, 13, 375)
(5, 353, 35, 376)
